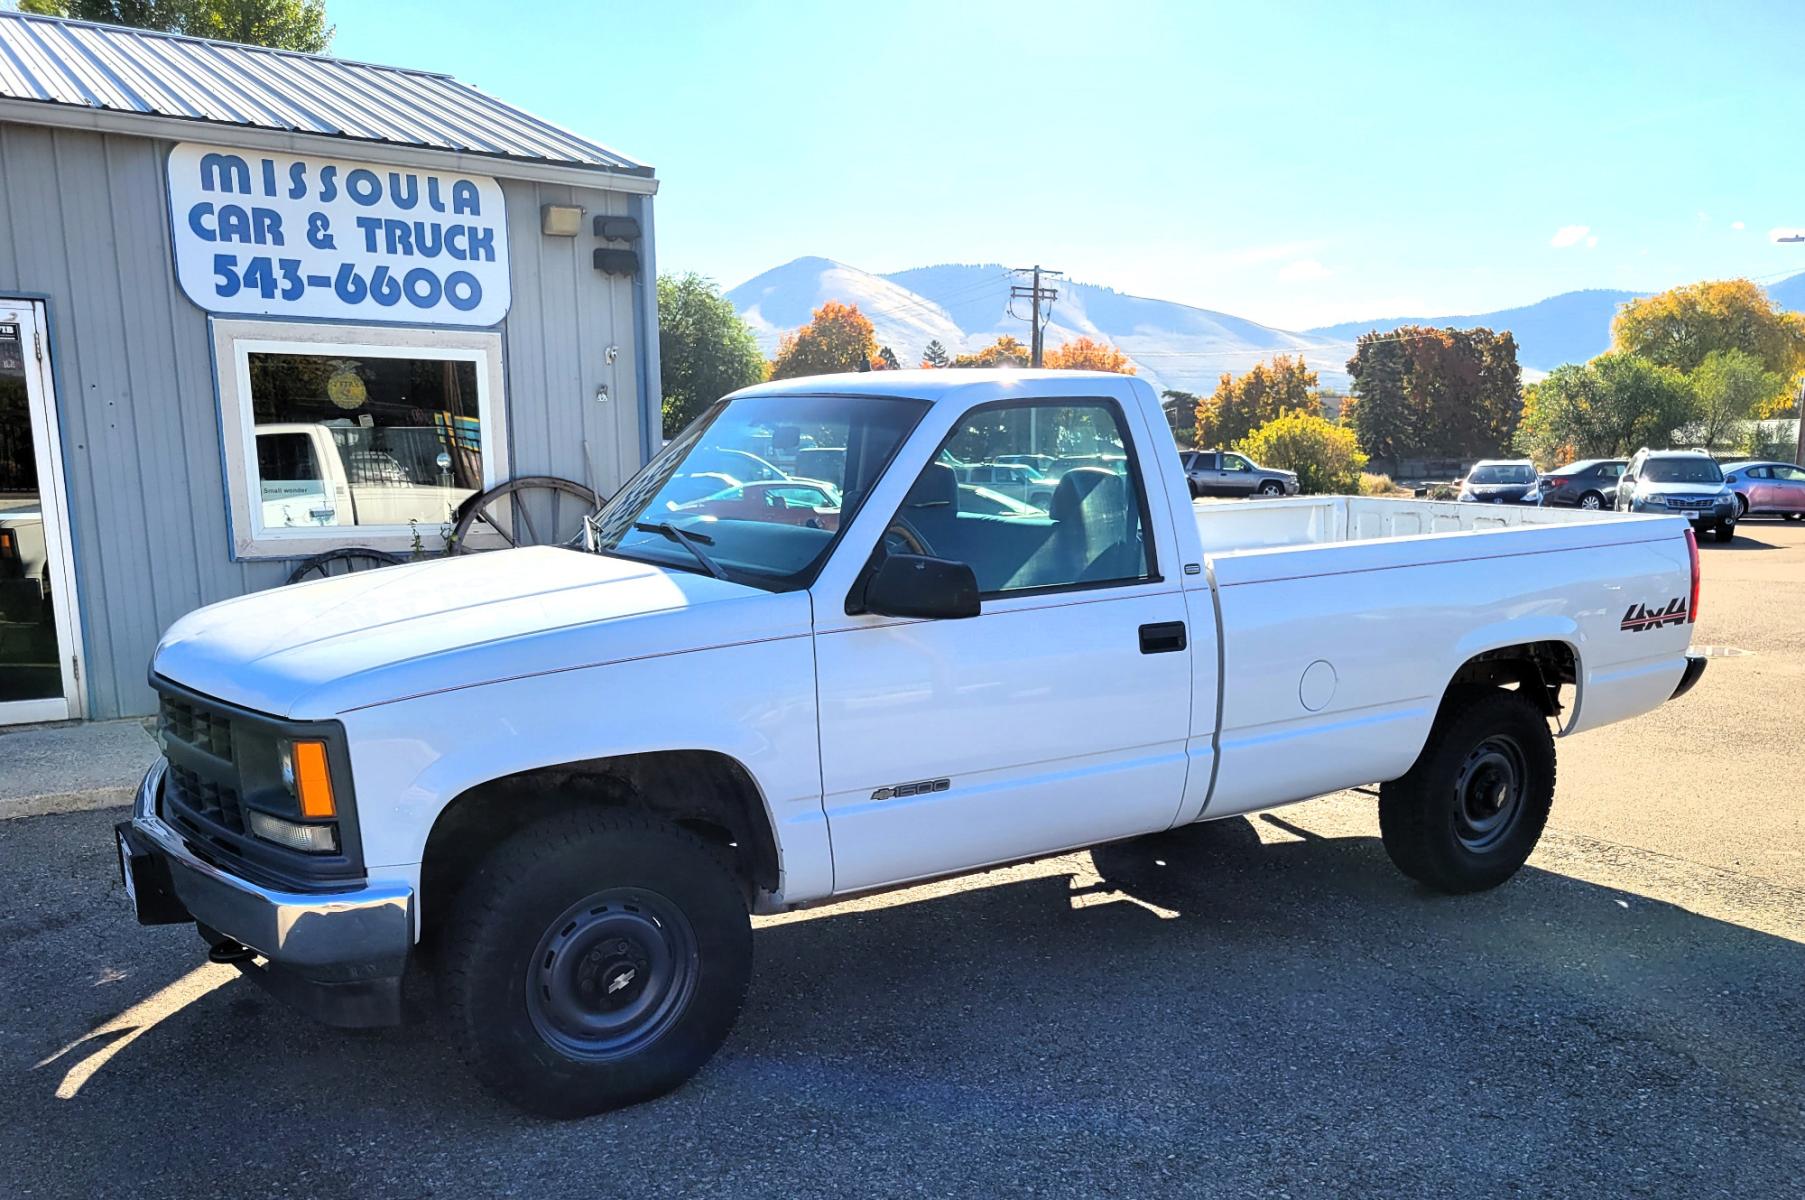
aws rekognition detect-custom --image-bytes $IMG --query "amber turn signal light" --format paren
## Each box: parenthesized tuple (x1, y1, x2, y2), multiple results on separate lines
(291, 740, 336, 819)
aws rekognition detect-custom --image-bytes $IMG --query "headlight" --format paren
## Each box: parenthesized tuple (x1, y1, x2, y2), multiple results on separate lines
(1459, 491, 1476, 502)
(1523, 487, 1540, 502)
(246, 810, 340, 854)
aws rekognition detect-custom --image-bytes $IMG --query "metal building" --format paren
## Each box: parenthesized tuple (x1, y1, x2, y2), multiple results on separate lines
(0, 12, 660, 722)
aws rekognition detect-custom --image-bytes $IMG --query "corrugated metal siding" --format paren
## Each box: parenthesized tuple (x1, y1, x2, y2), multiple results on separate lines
(0, 122, 645, 718)
(0, 13, 648, 174)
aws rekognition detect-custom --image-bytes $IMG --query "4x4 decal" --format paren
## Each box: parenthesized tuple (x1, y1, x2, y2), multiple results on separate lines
(1621, 598, 1687, 632)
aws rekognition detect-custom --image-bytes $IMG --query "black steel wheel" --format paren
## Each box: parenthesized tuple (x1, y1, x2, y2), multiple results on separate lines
(450, 475, 601, 555)
(284, 547, 405, 585)
(441, 810, 751, 1117)
(525, 887, 698, 1062)
(1379, 686, 1555, 894)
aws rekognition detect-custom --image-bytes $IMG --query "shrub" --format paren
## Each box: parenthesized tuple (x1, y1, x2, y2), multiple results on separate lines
(1235, 411, 1367, 495)
(1358, 472, 1399, 496)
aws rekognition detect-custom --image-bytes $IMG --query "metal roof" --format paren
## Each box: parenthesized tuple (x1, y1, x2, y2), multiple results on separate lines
(0, 12, 651, 177)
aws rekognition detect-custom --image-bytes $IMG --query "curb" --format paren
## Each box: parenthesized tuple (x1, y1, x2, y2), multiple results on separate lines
(0, 786, 137, 821)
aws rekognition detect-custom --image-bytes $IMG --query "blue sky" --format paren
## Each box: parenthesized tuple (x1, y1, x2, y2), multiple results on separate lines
(331, 0, 1805, 330)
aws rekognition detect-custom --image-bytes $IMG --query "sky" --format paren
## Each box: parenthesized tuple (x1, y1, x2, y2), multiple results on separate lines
(329, 0, 1805, 330)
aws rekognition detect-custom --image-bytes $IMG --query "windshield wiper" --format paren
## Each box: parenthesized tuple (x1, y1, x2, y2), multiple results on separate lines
(632, 521, 731, 580)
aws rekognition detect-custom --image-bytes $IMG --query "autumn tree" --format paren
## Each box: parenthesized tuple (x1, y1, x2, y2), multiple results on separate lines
(1514, 354, 1697, 464)
(1235, 411, 1367, 495)
(872, 345, 901, 371)
(920, 339, 952, 368)
(1688, 349, 1781, 450)
(1195, 354, 1319, 448)
(21, 0, 334, 51)
(950, 335, 1030, 368)
(769, 300, 880, 380)
(656, 273, 767, 437)
(1612, 278, 1805, 385)
(1346, 326, 1522, 462)
(1042, 336, 1136, 374)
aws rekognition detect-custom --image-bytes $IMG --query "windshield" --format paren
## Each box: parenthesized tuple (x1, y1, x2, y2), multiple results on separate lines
(590, 393, 927, 590)
(1642, 457, 1723, 484)
(1468, 464, 1536, 485)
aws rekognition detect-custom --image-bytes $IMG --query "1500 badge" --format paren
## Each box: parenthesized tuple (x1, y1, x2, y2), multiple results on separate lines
(871, 778, 951, 801)
(1621, 598, 1687, 632)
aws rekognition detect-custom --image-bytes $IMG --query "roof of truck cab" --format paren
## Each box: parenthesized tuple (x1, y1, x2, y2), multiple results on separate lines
(727, 369, 1149, 404)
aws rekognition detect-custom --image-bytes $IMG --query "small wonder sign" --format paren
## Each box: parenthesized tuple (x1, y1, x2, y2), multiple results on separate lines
(166, 142, 512, 326)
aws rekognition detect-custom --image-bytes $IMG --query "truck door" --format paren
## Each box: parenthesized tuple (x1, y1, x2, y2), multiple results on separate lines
(811, 394, 1199, 893)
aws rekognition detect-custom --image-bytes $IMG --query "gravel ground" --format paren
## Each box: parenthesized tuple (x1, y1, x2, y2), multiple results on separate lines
(1, 523, 1801, 1199)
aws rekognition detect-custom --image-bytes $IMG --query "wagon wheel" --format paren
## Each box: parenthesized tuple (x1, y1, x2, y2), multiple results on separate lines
(285, 547, 405, 585)
(450, 476, 602, 555)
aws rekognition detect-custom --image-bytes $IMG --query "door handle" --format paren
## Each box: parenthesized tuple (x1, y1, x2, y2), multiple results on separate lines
(1139, 621, 1187, 654)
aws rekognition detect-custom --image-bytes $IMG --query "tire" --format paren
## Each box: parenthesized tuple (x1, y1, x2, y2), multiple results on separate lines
(440, 809, 752, 1117)
(1379, 687, 1555, 894)
(1258, 481, 1284, 496)
(1714, 522, 1735, 543)
(1578, 491, 1603, 511)
(1735, 495, 1749, 519)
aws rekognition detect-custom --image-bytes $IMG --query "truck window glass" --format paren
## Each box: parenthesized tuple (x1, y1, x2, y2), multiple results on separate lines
(891, 399, 1153, 595)
(590, 392, 928, 591)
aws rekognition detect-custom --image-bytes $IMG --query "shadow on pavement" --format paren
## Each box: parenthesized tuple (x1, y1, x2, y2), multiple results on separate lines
(4, 809, 1804, 1197)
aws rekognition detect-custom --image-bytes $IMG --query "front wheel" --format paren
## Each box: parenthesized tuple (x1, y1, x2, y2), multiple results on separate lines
(1258, 481, 1284, 496)
(1714, 522, 1735, 543)
(1379, 687, 1555, 894)
(441, 810, 752, 1117)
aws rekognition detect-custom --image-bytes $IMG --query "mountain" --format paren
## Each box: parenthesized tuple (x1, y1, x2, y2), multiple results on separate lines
(727, 260, 1805, 393)
(1305, 289, 1644, 373)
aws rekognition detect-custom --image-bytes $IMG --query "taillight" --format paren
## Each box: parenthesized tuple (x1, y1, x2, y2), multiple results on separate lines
(1685, 526, 1700, 624)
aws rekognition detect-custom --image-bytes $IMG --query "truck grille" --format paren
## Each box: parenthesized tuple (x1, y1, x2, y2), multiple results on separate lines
(160, 695, 234, 761)
(166, 763, 246, 834)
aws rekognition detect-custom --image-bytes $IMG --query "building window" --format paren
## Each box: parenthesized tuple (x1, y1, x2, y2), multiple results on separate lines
(211, 320, 507, 559)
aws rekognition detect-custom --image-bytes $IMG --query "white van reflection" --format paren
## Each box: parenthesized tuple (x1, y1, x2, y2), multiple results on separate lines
(255, 423, 478, 530)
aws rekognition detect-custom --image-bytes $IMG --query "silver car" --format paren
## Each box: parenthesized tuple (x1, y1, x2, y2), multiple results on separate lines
(1615, 448, 1739, 542)
(1180, 449, 1299, 498)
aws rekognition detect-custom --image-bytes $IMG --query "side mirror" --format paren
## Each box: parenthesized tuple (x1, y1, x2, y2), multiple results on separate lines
(857, 553, 980, 620)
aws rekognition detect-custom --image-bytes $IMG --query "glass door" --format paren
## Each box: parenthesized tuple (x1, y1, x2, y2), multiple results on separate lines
(0, 302, 81, 723)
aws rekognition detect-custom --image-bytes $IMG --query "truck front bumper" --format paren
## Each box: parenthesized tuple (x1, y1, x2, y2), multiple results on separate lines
(117, 760, 414, 1027)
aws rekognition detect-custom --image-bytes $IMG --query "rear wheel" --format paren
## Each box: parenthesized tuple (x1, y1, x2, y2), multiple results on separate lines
(1578, 491, 1603, 511)
(1379, 687, 1555, 894)
(441, 810, 752, 1117)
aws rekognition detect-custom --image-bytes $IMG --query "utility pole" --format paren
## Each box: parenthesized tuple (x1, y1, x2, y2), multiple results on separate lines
(1009, 265, 1062, 367)
(1794, 374, 1804, 468)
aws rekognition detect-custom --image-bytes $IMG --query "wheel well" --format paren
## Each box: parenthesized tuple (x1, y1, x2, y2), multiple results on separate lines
(419, 750, 779, 931)
(1445, 641, 1577, 717)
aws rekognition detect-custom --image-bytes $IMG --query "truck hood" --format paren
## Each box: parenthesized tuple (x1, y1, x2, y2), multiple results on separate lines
(153, 548, 804, 719)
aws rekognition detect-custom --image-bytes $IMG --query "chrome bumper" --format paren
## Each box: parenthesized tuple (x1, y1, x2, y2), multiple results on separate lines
(127, 760, 413, 980)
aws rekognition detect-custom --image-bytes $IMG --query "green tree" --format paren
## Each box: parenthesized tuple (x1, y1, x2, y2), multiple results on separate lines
(1346, 326, 1522, 462)
(1161, 389, 1198, 447)
(1235, 411, 1367, 495)
(21, 0, 334, 52)
(769, 300, 879, 380)
(873, 345, 901, 371)
(920, 339, 951, 368)
(1195, 354, 1319, 448)
(656, 273, 766, 437)
(1612, 278, 1805, 385)
(1514, 353, 1697, 464)
(1688, 348, 1781, 450)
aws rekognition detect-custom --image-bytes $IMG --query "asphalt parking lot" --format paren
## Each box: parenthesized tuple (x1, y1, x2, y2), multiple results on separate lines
(2, 522, 1802, 1199)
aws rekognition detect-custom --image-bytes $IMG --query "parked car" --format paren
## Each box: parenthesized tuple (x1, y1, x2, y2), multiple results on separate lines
(1180, 449, 1299, 497)
(1458, 460, 1543, 505)
(959, 461, 1056, 509)
(1615, 448, 1738, 542)
(123, 369, 1705, 1117)
(1722, 461, 1805, 521)
(957, 483, 1045, 517)
(1539, 458, 1627, 510)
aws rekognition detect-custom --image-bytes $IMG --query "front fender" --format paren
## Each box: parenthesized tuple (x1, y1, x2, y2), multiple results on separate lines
(338, 632, 829, 903)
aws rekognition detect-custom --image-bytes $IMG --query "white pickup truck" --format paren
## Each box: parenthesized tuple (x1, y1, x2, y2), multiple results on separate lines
(119, 369, 1706, 1117)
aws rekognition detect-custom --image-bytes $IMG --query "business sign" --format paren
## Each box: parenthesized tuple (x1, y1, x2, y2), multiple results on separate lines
(167, 142, 511, 326)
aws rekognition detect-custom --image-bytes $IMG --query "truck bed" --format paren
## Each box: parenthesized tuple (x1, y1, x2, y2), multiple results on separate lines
(1192, 494, 1622, 555)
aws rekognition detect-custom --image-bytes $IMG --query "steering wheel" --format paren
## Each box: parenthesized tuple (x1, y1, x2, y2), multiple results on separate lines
(883, 518, 932, 557)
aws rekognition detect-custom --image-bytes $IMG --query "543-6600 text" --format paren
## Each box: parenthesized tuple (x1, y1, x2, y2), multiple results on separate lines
(211, 253, 484, 312)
